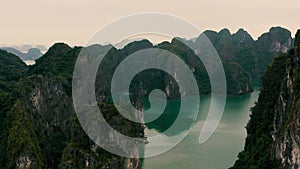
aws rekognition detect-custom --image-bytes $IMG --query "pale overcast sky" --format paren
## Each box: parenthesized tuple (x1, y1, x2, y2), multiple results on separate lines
(1, 0, 299, 47)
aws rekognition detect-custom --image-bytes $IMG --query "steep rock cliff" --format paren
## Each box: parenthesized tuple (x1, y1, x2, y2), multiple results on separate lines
(271, 30, 300, 168)
(5, 76, 143, 169)
(200, 27, 292, 79)
(1, 43, 143, 169)
(231, 30, 300, 169)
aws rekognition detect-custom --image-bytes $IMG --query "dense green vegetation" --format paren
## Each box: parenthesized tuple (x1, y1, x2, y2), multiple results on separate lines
(201, 27, 292, 79)
(0, 37, 255, 168)
(231, 30, 300, 169)
(1, 27, 289, 168)
(6, 101, 45, 169)
(231, 54, 287, 168)
(156, 38, 252, 95)
(0, 49, 27, 168)
(0, 44, 145, 168)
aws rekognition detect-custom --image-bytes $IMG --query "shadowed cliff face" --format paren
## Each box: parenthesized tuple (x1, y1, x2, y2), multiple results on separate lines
(271, 30, 300, 168)
(5, 76, 143, 169)
(231, 30, 300, 169)
(0, 43, 144, 169)
(199, 27, 292, 79)
(0, 37, 253, 168)
(0, 49, 28, 168)
(0, 29, 273, 168)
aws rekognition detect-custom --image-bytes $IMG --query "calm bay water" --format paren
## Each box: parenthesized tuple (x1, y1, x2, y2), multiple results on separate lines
(143, 89, 259, 169)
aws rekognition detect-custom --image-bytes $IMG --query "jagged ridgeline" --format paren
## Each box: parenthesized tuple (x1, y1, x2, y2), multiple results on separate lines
(0, 27, 292, 169)
(0, 37, 252, 169)
(231, 30, 300, 169)
(200, 27, 292, 80)
(0, 47, 43, 61)
(0, 44, 144, 169)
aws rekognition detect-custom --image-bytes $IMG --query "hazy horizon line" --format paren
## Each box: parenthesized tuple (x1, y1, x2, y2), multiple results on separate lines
(1, 25, 297, 50)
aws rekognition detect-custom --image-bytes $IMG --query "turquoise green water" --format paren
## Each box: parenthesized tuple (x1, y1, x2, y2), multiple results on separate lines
(143, 89, 259, 169)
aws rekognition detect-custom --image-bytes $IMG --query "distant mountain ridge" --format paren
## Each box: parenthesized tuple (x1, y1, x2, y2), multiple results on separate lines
(0, 38, 254, 168)
(1, 47, 43, 61)
(1, 26, 293, 80)
(191, 26, 292, 79)
(0, 26, 297, 169)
